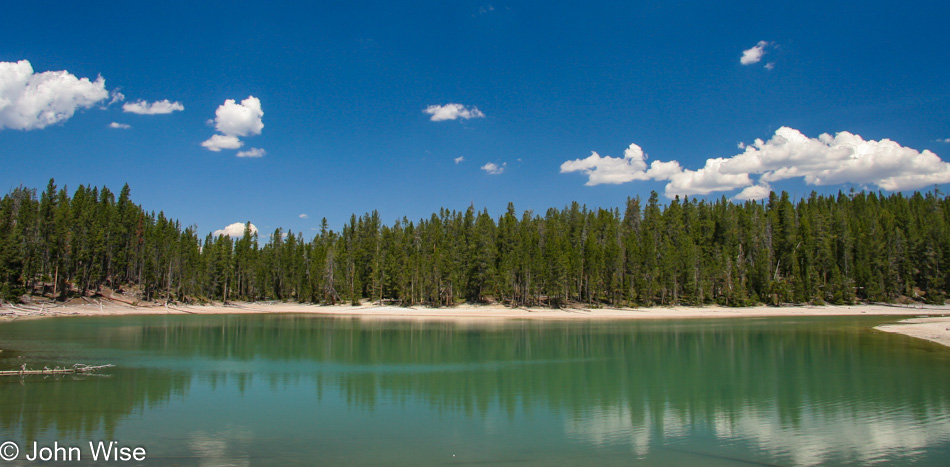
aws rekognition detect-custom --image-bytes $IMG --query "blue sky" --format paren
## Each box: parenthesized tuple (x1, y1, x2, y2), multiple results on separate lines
(1, 1, 948, 237)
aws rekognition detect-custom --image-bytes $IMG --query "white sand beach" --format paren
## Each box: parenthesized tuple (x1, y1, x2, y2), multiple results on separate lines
(876, 317, 950, 348)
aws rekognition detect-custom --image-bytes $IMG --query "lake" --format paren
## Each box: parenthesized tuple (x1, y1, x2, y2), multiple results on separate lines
(1, 315, 949, 465)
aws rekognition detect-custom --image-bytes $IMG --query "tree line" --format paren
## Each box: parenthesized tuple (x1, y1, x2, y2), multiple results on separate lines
(1, 179, 949, 306)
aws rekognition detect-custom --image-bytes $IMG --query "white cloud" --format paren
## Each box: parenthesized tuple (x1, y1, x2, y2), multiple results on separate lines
(109, 122, 130, 129)
(201, 134, 243, 151)
(734, 184, 772, 201)
(644, 160, 683, 181)
(764, 62, 775, 70)
(562, 127, 950, 199)
(107, 91, 125, 106)
(0, 59, 109, 130)
(299, 214, 308, 219)
(559, 143, 652, 185)
(939, 138, 950, 143)
(236, 147, 266, 158)
(559, 143, 691, 191)
(665, 157, 753, 197)
(213, 222, 258, 238)
(481, 162, 506, 174)
(719, 127, 950, 190)
(454, 156, 465, 164)
(213, 96, 263, 136)
(424, 103, 485, 121)
(122, 99, 184, 115)
(740, 41, 769, 65)
(203, 96, 263, 153)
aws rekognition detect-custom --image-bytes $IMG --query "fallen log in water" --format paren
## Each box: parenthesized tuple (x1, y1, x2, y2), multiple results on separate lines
(0, 363, 115, 376)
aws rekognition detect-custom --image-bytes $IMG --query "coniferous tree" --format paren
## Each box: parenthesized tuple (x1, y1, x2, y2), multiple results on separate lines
(4, 180, 950, 307)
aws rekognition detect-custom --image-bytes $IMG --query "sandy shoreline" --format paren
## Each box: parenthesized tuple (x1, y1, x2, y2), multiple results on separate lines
(876, 317, 950, 348)
(4, 300, 950, 319)
(4, 301, 950, 347)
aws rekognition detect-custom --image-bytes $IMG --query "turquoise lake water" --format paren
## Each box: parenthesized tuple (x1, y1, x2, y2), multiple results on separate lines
(1, 314, 949, 465)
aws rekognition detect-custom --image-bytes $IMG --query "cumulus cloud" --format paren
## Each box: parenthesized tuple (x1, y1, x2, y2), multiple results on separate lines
(741, 41, 769, 65)
(298, 214, 308, 219)
(236, 147, 266, 158)
(454, 156, 465, 164)
(561, 127, 950, 200)
(722, 127, 950, 191)
(122, 99, 184, 115)
(560, 143, 653, 185)
(424, 103, 485, 121)
(201, 134, 243, 151)
(665, 158, 753, 196)
(481, 162, 506, 174)
(213, 222, 258, 238)
(203, 96, 263, 154)
(734, 184, 772, 201)
(939, 138, 950, 143)
(109, 122, 130, 129)
(0, 59, 109, 130)
(213, 96, 263, 136)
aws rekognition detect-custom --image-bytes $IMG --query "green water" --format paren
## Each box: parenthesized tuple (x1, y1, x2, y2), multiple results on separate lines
(0, 315, 949, 466)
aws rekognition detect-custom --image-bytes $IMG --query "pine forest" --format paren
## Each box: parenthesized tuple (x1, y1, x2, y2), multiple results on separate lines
(2, 179, 949, 307)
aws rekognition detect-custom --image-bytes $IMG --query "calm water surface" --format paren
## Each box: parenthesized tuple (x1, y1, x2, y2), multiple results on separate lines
(1, 315, 949, 465)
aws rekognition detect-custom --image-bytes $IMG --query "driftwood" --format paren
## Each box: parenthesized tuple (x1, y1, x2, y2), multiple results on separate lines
(0, 302, 79, 318)
(98, 294, 140, 307)
(0, 363, 115, 376)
